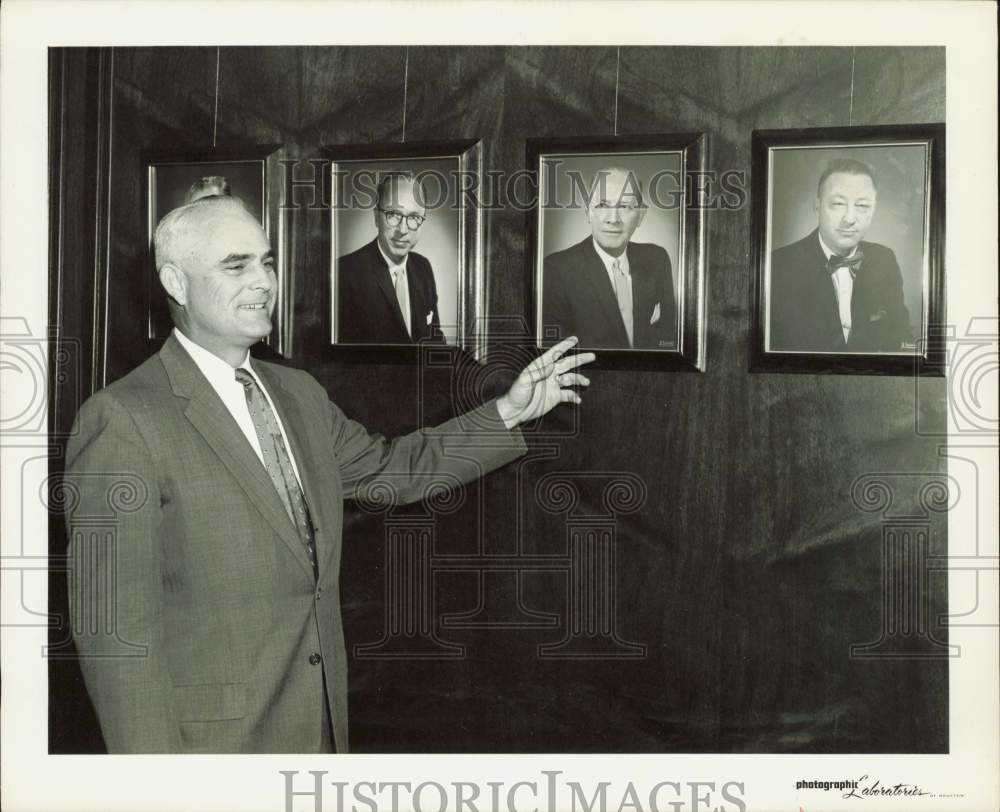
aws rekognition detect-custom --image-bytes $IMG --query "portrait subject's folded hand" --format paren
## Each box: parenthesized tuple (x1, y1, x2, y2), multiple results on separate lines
(496, 336, 596, 428)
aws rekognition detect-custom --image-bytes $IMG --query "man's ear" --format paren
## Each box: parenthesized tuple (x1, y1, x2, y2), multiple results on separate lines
(159, 263, 188, 306)
(812, 196, 821, 216)
(635, 206, 648, 229)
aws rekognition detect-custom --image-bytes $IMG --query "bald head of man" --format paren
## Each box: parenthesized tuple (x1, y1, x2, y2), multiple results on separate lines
(586, 166, 647, 257)
(153, 196, 276, 365)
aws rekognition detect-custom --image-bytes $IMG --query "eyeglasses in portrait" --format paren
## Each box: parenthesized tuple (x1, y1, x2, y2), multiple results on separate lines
(324, 140, 484, 361)
(528, 134, 707, 371)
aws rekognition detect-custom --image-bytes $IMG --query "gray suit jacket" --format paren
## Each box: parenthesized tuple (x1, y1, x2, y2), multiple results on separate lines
(65, 334, 526, 753)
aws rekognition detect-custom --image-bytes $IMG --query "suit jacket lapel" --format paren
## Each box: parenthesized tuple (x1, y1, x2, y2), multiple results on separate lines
(806, 230, 847, 349)
(581, 240, 630, 346)
(849, 241, 878, 326)
(409, 261, 429, 338)
(629, 251, 654, 343)
(159, 336, 315, 581)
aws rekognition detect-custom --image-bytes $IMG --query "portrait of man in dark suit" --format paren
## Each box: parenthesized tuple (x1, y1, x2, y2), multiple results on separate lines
(63, 194, 594, 753)
(337, 172, 445, 345)
(768, 157, 913, 354)
(542, 166, 677, 351)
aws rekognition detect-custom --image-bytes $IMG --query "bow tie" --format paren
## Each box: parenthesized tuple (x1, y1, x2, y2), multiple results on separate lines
(826, 250, 864, 276)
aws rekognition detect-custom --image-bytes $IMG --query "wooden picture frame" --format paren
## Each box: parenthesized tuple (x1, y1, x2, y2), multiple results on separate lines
(750, 124, 946, 376)
(323, 139, 484, 364)
(527, 133, 708, 371)
(144, 145, 289, 355)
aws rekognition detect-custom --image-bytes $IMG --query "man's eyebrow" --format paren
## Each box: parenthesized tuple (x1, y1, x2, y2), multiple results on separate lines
(219, 251, 274, 264)
(593, 197, 639, 206)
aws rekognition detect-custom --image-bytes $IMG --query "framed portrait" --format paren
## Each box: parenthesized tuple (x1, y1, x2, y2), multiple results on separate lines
(750, 124, 946, 375)
(144, 145, 289, 354)
(323, 139, 484, 361)
(527, 133, 707, 371)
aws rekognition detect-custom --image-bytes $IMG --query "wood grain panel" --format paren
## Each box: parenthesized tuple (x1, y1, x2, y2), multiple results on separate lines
(50, 44, 947, 755)
(850, 47, 946, 126)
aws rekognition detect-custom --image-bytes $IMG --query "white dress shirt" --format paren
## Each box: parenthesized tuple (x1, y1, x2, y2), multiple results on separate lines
(818, 234, 856, 343)
(592, 239, 634, 346)
(173, 328, 304, 488)
(378, 242, 412, 336)
(592, 238, 632, 294)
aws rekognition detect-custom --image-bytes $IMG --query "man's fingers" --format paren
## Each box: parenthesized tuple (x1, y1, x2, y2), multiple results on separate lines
(524, 340, 592, 387)
(555, 351, 596, 374)
(524, 359, 551, 386)
(557, 372, 590, 387)
(539, 336, 579, 366)
(559, 389, 582, 405)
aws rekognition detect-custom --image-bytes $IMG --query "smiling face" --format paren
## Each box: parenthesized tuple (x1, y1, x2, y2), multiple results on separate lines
(158, 202, 276, 364)
(586, 168, 647, 257)
(814, 171, 877, 255)
(375, 178, 426, 264)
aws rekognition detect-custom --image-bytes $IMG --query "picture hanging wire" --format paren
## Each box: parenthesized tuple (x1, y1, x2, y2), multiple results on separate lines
(212, 46, 220, 147)
(613, 46, 621, 136)
(848, 47, 855, 126)
(401, 46, 410, 142)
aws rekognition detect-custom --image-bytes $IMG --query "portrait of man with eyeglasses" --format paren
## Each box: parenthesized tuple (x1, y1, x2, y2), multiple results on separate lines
(540, 164, 678, 351)
(338, 171, 446, 345)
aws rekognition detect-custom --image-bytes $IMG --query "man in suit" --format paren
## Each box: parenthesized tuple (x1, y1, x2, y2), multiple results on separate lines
(769, 158, 912, 353)
(65, 195, 593, 754)
(542, 166, 677, 350)
(338, 172, 444, 344)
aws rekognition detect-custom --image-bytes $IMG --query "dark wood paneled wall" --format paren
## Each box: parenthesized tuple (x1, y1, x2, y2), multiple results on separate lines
(49, 46, 947, 753)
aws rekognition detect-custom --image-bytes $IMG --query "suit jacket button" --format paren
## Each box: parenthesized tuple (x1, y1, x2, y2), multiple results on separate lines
(309, 652, 322, 666)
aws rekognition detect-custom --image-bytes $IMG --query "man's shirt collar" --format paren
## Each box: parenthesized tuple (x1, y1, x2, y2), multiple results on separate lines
(817, 232, 858, 261)
(173, 327, 253, 381)
(377, 241, 408, 273)
(591, 238, 630, 275)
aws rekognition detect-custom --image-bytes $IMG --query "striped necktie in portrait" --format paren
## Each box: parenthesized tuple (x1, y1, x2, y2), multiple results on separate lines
(612, 257, 634, 347)
(391, 266, 411, 337)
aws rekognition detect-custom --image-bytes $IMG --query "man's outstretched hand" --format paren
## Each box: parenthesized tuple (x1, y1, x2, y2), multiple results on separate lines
(496, 337, 596, 428)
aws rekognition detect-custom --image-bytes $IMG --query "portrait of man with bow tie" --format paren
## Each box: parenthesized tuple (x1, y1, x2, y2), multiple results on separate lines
(767, 157, 914, 354)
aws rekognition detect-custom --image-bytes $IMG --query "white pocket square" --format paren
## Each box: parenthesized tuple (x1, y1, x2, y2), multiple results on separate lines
(426, 310, 434, 325)
(649, 303, 661, 325)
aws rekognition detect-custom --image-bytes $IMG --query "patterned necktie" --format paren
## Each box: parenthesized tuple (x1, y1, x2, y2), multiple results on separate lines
(234, 368, 317, 579)
(612, 258, 634, 347)
(391, 266, 411, 337)
(826, 249, 864, 277)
